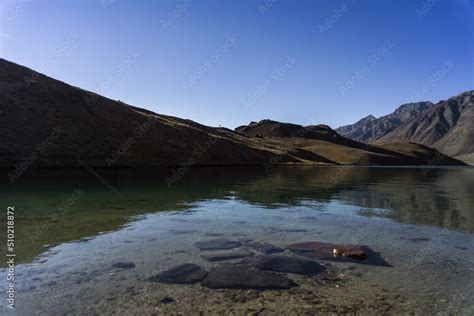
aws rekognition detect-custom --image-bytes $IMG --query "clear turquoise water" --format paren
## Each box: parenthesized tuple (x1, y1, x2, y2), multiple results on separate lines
(1, 166, 473, 314)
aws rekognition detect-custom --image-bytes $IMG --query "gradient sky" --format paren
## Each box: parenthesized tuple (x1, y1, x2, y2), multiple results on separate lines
(1, 0, 472, 128)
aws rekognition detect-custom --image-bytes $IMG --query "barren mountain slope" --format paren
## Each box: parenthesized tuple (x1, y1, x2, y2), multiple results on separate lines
(378, 91, 473, 157)
(235, 120, 464, 166)
(0, 59, 300, 168)
(336, 102, 434, 143)
(0, 58, 465, 168)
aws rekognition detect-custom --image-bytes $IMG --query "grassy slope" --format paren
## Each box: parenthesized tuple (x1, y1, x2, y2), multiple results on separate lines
(376, 142, 464, 165)
(454, 153, 474, 166)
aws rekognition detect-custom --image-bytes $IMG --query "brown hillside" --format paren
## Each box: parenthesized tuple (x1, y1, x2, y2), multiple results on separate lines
(0, 58, 465, 169)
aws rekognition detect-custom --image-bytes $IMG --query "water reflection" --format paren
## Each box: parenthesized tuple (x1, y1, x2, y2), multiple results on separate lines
(1, 166, 473, 264)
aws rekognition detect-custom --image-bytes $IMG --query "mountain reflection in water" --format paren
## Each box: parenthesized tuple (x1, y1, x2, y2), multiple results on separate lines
(1, 166, 473, 264)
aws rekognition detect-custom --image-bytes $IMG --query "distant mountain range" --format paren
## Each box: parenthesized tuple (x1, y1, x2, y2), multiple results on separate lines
(336, 91, 473, 164)
(336, 101, 434, 143)
(0, 58, 466, 170)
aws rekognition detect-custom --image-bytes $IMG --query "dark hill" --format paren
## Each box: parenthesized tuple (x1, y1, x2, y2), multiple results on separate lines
(0, 58, 465, 169)
(0, 59, 295, 168)
(234, 119, 464, 166)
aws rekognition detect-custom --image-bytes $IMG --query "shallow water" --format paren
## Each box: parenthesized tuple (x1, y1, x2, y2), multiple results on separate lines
(1, 166, 473, 314)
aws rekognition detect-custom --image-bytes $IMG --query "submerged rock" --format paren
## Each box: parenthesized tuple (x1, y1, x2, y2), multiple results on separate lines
(249, 255, 326, 275)
(248, 242, 285, 254)
(288, 242, 365, 260)
(112, 262, 136, 269)
(195, 239, 242, 251)
(287, 241, 391, 266)
(147, 263, 207, 284)
(201, 250, 254, 262)
(202, 266, 297, 290)
(168, 229, 198, 235)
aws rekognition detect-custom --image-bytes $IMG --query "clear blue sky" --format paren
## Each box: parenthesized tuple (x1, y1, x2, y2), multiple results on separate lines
(1, 0, 472, 128)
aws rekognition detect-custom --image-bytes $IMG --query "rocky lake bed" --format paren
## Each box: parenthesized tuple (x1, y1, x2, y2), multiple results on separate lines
(1, 166, 473, 314)
(6, 225, 473, 315)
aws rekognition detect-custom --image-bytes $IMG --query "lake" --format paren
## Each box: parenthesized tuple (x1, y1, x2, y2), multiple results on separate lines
(1, 166, 473, 314)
